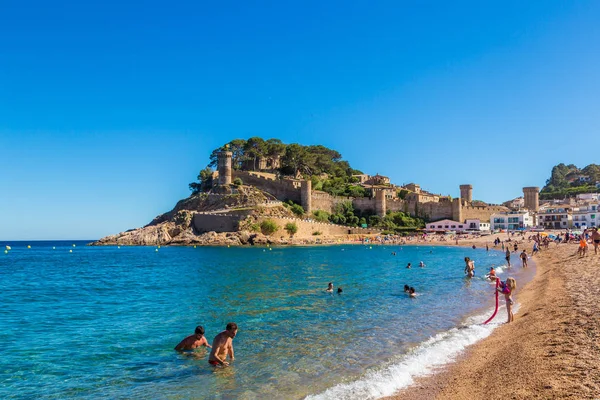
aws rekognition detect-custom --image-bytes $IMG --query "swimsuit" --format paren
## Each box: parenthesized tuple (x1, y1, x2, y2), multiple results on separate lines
(209, 360, 220, 366)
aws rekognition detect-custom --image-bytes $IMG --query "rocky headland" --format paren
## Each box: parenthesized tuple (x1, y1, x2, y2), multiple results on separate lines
(90, 185, 336, 246)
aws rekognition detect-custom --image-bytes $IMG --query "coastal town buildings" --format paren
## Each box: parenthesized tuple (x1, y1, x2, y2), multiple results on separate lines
(490, 211, 533, 231)
(571, 203, 598, 229)
(537, 206, 572, 229)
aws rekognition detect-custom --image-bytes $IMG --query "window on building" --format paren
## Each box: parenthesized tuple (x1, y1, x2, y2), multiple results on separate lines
(451, 225, 456, 228)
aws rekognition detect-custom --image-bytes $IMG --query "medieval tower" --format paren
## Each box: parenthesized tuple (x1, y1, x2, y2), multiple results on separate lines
(523, 187, 540, 212)
(459, 184, 473, 203)
(375, 190, 387, 217)
(217, 150, 233, 185)
(301, 180, 312, 213)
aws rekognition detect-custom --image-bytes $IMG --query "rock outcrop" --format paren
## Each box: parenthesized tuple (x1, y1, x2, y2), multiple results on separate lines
(90, 186, 298, 246)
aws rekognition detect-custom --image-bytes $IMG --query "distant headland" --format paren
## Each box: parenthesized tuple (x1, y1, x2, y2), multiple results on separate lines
(91, 138, 599, 246)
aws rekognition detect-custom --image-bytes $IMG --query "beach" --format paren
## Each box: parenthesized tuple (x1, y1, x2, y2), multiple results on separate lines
(386, 233, 600, 400)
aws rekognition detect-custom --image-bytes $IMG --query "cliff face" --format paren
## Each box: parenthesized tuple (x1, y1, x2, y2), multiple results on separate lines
(90, 186, 291, 246)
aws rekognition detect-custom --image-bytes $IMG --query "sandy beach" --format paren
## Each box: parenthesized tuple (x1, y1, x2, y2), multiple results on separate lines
(383, 233, 600, 400)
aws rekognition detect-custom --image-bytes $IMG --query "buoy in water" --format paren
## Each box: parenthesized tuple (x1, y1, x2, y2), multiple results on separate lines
(52, 247, 56, 250)
(194, 245, 197, 248)
(5, 245, 11, 250)
(157, 245, 161, 249)
(117, 246, 120, 249)
(27, 245, 31, 249)
(72, 244, 76, 247)
(155, 249, 158, 252)
(4, 250, 7, 254)
(69, 249, 73, 253)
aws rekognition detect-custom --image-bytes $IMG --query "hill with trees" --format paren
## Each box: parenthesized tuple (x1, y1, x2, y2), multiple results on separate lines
(540, 163, 600, 199)
(190, 137, 365, 197)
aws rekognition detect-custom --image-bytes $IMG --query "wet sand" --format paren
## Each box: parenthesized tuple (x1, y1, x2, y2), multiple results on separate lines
(384, 234, 600, 399)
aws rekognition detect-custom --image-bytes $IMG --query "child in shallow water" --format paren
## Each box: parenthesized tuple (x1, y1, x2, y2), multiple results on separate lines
(408, 287, 416, 298)
(498, 278, 517, 323)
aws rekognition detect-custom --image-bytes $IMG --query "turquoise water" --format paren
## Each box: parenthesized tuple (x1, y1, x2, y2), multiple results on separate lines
(0, 241, 533, 399)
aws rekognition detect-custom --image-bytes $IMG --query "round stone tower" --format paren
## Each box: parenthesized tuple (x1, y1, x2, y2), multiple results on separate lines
(460, 184, 473, 203)
(217, 150, 233, 186)
(375, 189, 387, 217)
(523, 187, 540, 212)
(301, 180, 312, 213)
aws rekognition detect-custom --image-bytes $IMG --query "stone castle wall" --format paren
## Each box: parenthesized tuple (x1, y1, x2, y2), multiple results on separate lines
(194, 214, 241, 233)
(254, 216, 381, 238)
(461, 205, 507, 222)
(193, 213, 381, 237)
(232, 171, 302, 203)
(311, 191, 355, 213)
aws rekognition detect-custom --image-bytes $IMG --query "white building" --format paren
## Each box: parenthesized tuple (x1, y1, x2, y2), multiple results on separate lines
(572, 203, 599, 229)
(490, 211, 533, 231)
(426, 219, 467, 232)
(465, 219, 490, 231)
(538, 206, 572, 229)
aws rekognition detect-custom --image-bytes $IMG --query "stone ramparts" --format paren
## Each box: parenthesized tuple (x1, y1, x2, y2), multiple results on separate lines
(232, 171, 301, 203)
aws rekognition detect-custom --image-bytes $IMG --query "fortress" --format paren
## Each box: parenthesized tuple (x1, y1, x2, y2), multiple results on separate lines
(213, 151, 540, 224)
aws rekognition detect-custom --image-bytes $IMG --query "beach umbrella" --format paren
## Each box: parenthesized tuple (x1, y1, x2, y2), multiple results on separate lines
(540, 232, 548, 237)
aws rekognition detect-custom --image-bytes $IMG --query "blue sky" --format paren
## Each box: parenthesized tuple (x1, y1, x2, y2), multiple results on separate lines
(1, 1, 599, 240)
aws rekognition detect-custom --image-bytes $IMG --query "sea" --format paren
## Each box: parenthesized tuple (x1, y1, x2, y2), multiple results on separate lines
(0, 240, 535, 400)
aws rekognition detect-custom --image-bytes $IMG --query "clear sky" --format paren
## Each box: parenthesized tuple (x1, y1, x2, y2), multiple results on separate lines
(1, 1, 599, 240)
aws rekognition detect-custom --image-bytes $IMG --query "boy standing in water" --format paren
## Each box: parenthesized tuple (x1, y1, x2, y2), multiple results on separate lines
(505, 248, 511, 267)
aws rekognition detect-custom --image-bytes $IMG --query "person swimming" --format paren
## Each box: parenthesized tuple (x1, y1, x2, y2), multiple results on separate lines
(406, 263, 412, 269)
(326, 282, 334, 292)
(404, 284, 410, 293)
(337, 287, 343, 294)
(419, 261, 425, 268)
(409, 287, 416, 297)
(487, 267, 496, 280)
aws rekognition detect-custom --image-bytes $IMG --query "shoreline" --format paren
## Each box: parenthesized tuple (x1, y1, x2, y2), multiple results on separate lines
(384, 234, 600, 399)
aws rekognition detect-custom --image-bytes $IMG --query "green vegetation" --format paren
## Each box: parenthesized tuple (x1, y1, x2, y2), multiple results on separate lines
(233, 177, 243, 186)
(312, 210, 331, 223)
(190, 138, 365, 196)
(189, 167, 213, 194)
(312, 231, 322, 236)
(540, 163, 600, 199)
(284, 222, 298, 236)
(260, 219, 279, 236)
(284, 200, 305, 216)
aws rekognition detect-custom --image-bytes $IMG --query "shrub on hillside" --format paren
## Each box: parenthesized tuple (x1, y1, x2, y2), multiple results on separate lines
(312, 231, 322, 236)
(290, 204, 305, 216)
(260, 219, 279, 236)
(284, 222, 298, 236)
(233, 178, 243, 186)
(312, 210, 330, 223)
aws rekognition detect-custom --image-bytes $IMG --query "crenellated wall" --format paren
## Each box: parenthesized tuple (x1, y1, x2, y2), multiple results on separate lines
(460, 204, 508, 222)
(232, 171, 302, 203)
(193, 213, 381, 237)
(254, 216, 382, 238)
